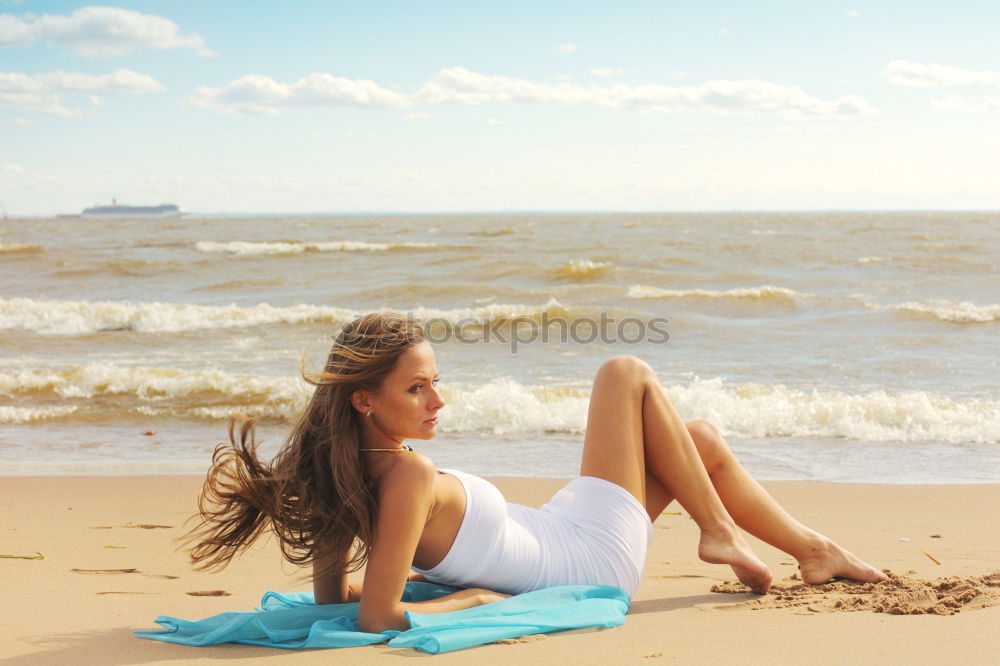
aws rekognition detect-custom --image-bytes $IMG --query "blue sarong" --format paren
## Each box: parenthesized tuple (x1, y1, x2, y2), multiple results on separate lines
(135, 582, 630, 654)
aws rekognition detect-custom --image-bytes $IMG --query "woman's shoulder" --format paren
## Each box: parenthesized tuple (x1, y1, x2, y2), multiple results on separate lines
(377, 451, 437, 486)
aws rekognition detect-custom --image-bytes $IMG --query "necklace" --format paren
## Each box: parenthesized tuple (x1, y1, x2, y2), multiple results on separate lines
(360, 445, 414, 453)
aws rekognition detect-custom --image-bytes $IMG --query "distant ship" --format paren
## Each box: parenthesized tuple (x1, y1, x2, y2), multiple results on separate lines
(80, 199, 181, 218)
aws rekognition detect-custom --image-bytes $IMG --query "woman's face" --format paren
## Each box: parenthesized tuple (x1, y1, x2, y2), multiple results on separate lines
(362, 340, 444, 445)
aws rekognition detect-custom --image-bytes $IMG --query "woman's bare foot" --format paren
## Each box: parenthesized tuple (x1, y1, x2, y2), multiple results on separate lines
(699, 526, 772, 594)
(797, 536, 888, 585)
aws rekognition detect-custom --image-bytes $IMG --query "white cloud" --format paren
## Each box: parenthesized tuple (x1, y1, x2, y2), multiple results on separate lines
(930, 95, 1000, 113)
(0, 68, 164, 116)
(554, 43, 577, 54)
(189, 67, 877, 119)
(882, 60, 1000, 88)
(1, 162, 23, 172)
(719, 26, 729, 38)
(415, 67, 877, 117)
(484, 117, 499, 125)
(0, 6, 215, 57)
(187, 73, 411, 115)
(405, 111, 431, 119)
(9, 116, 33, 126)
(589, 67, 624, 77)
(846, 10, 861, 18)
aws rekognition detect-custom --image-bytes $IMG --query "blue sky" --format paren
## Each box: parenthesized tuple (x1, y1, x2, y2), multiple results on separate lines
(2, 1, 999, 214)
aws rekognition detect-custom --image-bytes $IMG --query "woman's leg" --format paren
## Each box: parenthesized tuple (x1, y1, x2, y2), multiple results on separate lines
(579, 356, 772, 593)
(579, 356, 885, 591)
(673, 420, 886, 584)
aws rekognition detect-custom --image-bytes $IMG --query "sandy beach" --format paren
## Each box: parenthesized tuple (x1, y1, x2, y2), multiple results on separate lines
(1, 476, 998, 664)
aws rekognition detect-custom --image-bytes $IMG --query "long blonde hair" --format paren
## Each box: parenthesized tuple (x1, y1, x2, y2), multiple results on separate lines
(186, 312, 425, 576)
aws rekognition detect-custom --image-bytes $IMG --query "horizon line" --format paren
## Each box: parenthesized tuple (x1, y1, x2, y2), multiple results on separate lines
(8, 207, 1000, 219)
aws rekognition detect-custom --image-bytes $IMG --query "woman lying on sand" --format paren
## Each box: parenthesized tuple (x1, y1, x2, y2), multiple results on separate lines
(187, 312, 886, 633)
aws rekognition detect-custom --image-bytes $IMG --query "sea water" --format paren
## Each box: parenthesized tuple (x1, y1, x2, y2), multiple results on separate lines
(1, 212, 998, 482)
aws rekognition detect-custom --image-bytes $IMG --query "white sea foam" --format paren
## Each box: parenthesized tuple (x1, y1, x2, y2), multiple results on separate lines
(627, 284, 810, 301)
(857, 256, 893, 264)
(665, 378, 1000, 444)
(0, 242, 40, 253)
(857, 296, 1000, 324)
(443, 380, 590, 435)
(3, 365, 997, 443)
(408, 298, 576, 326)
(554, 259, 614, 279)
(443, 377, 1000, 444)
(0, 363, 310, 421)
(194, 240, 439, 255)
(888, 299, 1000, 324)
(0, 405, 78, 424)
(0, 297, 358, 335)
(0, 297, 590, 336)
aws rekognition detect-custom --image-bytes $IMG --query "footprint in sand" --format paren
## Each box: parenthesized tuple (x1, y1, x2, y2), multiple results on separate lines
(70, 568, 178, 579)
(88, 523, 174, 530)
(710, 570, 1000, 616)
(71, 568, 139, 574)
(124, 523, 174, 529)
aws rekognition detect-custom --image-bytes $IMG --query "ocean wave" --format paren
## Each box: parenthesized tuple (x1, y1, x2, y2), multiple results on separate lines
(0, 242, 41, 253)
(194, 240, 439, 255)
(627, 284, 810, 302)
(0, 297, 358, 335)
(0, 296, 608, 336)
(856, 256, 893, 265)
(448, 378, 1000, 444)
(444, 380, 590, 435)
(408, 299, 609, 331)
(552, 260, 614, 280)
(0, 295, 625, 336)
(469, 227, 519, 237)
(891, 300, 1000, 324)
(0, 405, 78, 424)
(667, 378, 1000, 444)
(860, 297, 1000, 324)
(3, 367, 997, 444)
(0, 363, 310, 422)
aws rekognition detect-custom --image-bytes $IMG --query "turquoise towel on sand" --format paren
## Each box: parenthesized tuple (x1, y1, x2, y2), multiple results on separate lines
(134, 582, 630, 654)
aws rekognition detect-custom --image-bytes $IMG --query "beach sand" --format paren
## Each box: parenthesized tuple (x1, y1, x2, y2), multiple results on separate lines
(2, 476, 998, 664)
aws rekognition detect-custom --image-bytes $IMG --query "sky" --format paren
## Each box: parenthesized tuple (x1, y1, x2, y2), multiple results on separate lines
(2, 0, 1000, 215)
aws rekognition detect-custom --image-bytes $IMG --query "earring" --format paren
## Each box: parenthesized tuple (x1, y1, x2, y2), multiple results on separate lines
(366, 410, 374, 417)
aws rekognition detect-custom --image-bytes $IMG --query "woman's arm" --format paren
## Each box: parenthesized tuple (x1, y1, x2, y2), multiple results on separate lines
(312, 549, 347, 605)
(356, 456, 507, 632)
(313, 548, 361, 604)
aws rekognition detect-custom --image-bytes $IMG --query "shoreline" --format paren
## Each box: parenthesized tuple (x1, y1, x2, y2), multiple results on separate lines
(2, 476, 999, 663)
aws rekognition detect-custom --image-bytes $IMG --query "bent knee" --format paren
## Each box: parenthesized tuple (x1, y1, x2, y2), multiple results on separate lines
(597, 355, 654, 382)
(686, 418, 721, 443)
(686, 419, 729, 466)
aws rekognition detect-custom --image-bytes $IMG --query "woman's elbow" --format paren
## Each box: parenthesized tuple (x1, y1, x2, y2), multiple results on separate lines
(357, 606, 409, 634)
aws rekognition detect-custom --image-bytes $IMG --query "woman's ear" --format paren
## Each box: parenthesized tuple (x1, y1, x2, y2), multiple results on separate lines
(350, 389, 371, 416)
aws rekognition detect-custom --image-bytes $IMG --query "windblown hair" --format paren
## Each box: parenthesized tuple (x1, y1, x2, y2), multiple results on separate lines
(185, 312, 425, 577)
